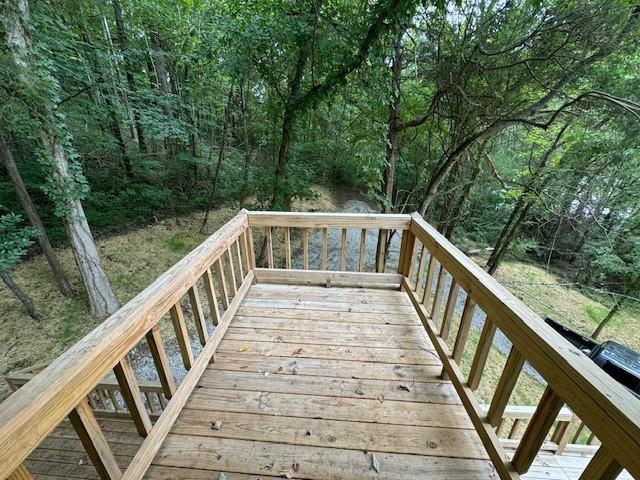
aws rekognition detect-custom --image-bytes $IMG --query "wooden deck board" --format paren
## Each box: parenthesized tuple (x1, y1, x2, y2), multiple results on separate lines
(23, 283, 625, 480)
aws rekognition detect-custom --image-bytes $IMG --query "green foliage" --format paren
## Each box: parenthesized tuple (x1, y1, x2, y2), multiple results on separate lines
(0, 214, 39, 273)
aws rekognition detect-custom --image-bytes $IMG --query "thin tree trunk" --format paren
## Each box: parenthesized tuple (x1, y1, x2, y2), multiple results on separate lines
(112, 0, 147, 153)
(200, 88, 233, 232)
(6, 0, 120, 319)
(1, 271, 41, 321)
(382, 28, 403, 214)
(592, 298, 624, 339)
(240, 81, 251, 196)
(0, 132, 73, 297)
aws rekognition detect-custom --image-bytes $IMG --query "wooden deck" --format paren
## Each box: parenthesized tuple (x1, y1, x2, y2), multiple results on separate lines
(22, 282, 630, 480)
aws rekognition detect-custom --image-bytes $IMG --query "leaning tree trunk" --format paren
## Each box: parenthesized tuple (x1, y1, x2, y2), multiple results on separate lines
(48, 134, 120, 318)
(0, 132, 73, 297)
(592, 298, 624, 339)
(5, 0, 120, 319)
(1, 271, 42, 321)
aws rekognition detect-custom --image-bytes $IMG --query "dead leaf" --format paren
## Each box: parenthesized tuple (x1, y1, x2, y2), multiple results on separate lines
(377, 394, 385, 403)
(238, 345, 248, 352)
(355, 388, 365, 396)
(279, 470, 293, 479)
(292, 463, 300, 472)
(293, 347, 303, 355)
(277, 366, 284, 373)
(211, 420, 222, 430)
(396, 385, 411, 392)
(371, 453, 380, 473)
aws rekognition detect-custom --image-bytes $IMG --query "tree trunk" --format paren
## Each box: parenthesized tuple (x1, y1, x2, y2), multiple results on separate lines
(200, 88, 233, 232)
(382, 28, 403, 214)
(485, 199, 532, 275)
(48, 134, 120, 318)
(112, 0, 147, 153)
(240, 81, 251, 196)
(1, 271, 42, 321)
(0, 133, 73, 297)
(271, 107, 296, 210)
(5, 0, 120, 319)
(592, 298, 624, 339)
(149, 31, 169, 94)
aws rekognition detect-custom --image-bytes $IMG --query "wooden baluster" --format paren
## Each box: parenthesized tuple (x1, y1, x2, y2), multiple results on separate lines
(421, 256, 437, 305)
(406, 241, 419, 281)
(376, 229, 388, 273)
(107, 389, 120, 412)
(302, 228, 309, 269)
(96, 389, 108, 410)
(358, 228, 367, 272)
(512, 386, 565, 474)
(452, 297, 476, 363)
(8, 464, 34, 480)
(215, 258, 230, 308)
(145, 392, 157, 414)
(579, 446, 622, 480)
(202, 268, 221, 326)
(145, 326, 176, 399)
(68, 397, 122, 480)
(188, 286, 209, 346)
(467, 318, 497, 390)
(87, 392, 99, 410)
(572, 420, 586, 444)
(157, 392, 167, 409)
(235, 239, 245, 279)
(586, 431, 597, 445)
(284, 227, 292, 269)
(170, 302, 194, 370)
(339, 228, 347, 271)
(414, 245, 427, 292)
(486, 347, 525, 427)
(552, 416, 576, 455)
(113, 356, 153, 436)
(321, 228, 328, 270)
(508, 419, 521, 439)
(430, 267, 447, 320)
(440, 282, 460, 340)
(266, 227, 274, 268)
(244, 229, 256, 270)
(226, 249, 237, 296)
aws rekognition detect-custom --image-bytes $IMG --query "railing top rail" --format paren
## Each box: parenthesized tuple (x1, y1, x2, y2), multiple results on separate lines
(247, 211, 411, 229)
(0, 210, 249, 478)
(409, 212, 640, 475)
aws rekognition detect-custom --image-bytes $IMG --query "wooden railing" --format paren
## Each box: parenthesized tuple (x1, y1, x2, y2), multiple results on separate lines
(0, 210, 255, 480)
(402, 213, 640, 480)
(1, 210, 639, 480)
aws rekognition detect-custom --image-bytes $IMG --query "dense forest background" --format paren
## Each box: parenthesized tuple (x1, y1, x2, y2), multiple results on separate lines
(1, 0, 639, 342)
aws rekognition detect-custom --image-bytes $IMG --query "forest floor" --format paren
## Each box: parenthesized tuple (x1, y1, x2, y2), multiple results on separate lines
(1, 185, 638, 406)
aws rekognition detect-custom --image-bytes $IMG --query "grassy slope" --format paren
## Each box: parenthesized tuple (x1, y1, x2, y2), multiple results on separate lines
(0, 186, 339, 400)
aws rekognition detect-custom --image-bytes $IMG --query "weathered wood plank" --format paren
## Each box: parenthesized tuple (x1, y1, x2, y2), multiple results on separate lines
(171, 409, 487, 459)
(185, 387, 472, 429)
(153, 435, 494, 479)
(209, 353, 443, 381)
(197, 369, 460, 403)
(234, 307, 419, 325)
(241, 297, 416, 314)
(247, 211, 411, 229)
(217, 339, 438, 365)
(231, 316, 423, 333)
(253, 268, 403, 289)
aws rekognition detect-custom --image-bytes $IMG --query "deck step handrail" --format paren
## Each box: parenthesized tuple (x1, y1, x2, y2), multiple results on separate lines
(404, 213, 640, 479)
(0, 210, 253, 479)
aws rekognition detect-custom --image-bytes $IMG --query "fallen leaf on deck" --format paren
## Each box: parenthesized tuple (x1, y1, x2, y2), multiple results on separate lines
(277, 366, 284, 373)
(238, 345, 249, 352)
(293, 348, 304, 355)
(371, 453, 380, 473)
(292, 462, 300, 472)
(279, 470, 293, 478)
(397, 385, 411, 392)
(377, 394, 385, 403)
(211, 420, 222, 430)
(355, 388, 365, 395)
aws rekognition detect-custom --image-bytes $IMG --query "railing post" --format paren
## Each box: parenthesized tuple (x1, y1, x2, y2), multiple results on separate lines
(188, 286, 209, 346)
(68, 398, 122, 480)
(552, 415, 576, 455)
(398, 229, 415, 276)
(512, 386, 564, 474)
(113, 356, 153, 437)
(8, 464, 34, 480)
(580, 446, 622, 480)
(170, 302, 194, 370)
(202, 268, 221, 326)
(376, 228, 389, 273)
